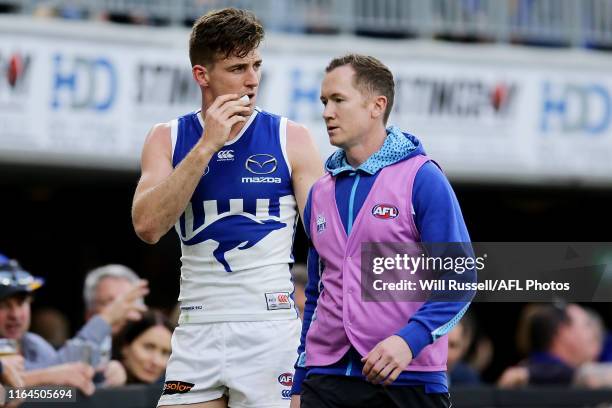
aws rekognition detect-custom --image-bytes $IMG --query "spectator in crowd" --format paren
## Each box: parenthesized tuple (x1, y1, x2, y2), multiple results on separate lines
(0, 354, 24, 388)
(0, 254, 147, 392)
(498, 303, 605, 388)
(0, 254, 95, 394)
(83, 264, 146, 335)
(447, 313, 481, 385)
(112, 311, 173, 384)
(30, 307, 71, 349)
(82, 264, 150, 386)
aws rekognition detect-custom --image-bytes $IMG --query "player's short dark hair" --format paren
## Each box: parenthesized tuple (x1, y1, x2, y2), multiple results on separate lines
(189, 8, 264, 67)
(326, 54, 395, 124)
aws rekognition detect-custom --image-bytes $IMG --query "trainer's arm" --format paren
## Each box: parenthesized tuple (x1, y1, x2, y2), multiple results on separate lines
(395, 163, 475, 358)
(131, 123, 215, 244)
(362, 163, 476, 385)
(291, 191, 322, 397)
(286, 121, 323, 221)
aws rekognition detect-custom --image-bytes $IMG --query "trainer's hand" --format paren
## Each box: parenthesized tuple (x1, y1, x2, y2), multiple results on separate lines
(199, 94, 250, 152)
(99, 280, 149, 330)
(289, 394, 300, 408)
(361, 335, 413, 385)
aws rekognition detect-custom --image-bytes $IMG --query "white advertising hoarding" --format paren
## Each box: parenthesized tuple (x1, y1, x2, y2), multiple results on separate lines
(2, 18, 612, 185)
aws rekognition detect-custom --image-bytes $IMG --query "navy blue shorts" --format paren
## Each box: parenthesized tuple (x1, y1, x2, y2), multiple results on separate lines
(301, 374, 451, 408)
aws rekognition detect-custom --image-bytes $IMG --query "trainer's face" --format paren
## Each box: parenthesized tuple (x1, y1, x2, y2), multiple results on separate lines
(122, 325, 172, 384)
(198, 49, 262, 116)
(321, 65, 375, 150)
(0, 294, 32, 340)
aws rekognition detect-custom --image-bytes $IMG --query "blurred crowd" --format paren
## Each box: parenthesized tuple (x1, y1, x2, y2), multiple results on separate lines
(1, 0, 611, 50)
(0, 255, 172, 404)
(3, 252, 612, 404)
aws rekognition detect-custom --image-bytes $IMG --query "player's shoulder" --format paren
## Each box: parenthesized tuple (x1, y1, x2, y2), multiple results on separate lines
(142, 122, 172, 157)
(146, 122, 171, 143)
(286, 120, 312, 142)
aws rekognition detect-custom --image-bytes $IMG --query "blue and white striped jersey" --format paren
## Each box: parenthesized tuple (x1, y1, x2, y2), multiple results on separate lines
(170, 107, 299, 323)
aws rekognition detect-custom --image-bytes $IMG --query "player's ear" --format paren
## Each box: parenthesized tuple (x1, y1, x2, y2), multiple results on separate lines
(371, 95, 387, 121)
(192, 65, 209, 87)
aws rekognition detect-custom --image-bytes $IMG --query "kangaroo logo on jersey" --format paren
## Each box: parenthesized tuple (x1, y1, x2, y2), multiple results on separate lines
(181, 214, 286, 272)
(372, 204, 399, 219)
(246, 154, 277, 174)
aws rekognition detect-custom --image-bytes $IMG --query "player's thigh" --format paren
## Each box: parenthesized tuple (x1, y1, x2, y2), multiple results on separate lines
(225, 319, 300, 407)
(158, 324, 225, 406)
(161, 396, 228, 408)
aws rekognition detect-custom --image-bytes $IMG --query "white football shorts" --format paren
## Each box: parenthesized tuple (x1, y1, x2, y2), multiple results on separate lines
(158, 319, 301, 407)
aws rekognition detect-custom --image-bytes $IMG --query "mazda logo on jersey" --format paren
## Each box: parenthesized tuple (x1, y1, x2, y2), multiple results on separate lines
(246, 154, 277, 174)
(372, 204, 399, 219)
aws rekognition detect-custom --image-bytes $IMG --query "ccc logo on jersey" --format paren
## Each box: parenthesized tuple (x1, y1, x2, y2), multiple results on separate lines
(217, 150, 234, 161)
(246, 154, 277, 174)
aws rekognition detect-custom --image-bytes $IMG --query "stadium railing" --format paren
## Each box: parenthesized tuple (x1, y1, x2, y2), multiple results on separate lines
(4, 0, 612, 48)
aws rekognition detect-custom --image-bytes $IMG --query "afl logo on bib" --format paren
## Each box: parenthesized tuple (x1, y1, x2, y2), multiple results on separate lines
(372, 204, 399, 219)
(278, 372, 293, 387)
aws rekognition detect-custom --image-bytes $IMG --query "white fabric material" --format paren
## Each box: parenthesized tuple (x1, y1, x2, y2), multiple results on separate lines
(158, 319, 300, 407)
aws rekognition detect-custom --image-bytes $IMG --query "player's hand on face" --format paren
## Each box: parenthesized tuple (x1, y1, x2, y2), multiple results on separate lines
(361, 335, 413, 385)
(200, 94, 250, 152)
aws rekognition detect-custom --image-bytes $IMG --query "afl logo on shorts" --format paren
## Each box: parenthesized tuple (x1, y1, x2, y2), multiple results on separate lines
(162, 381, 194, 395)
(278, 373, 293, 387)
(372, 204, 399, 219)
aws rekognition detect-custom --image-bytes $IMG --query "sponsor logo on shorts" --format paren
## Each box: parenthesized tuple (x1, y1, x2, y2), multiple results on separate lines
(162, 381, 194, 395)
(372, 204, 399, 219)
(265, 292, 291, 310)
(281, 389, 292, 399)
(180, 305, 203, 311)
(278, 372, 293, 387)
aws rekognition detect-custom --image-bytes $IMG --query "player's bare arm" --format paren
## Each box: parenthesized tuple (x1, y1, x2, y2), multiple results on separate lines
(132, 94, 249, 244)
(286, 121, 324, 221)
